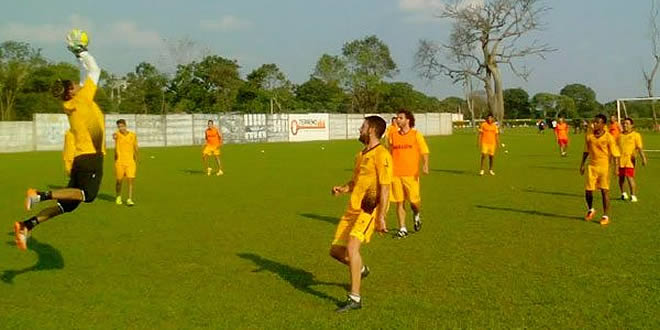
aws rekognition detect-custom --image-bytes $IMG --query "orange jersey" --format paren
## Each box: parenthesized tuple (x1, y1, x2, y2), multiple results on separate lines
(584, 131, 620, 168)
(608, 122, 621, 139)
(205, 127, 222, 146)
(479, 122, 498, 145)
(390, 128, 429, 177)
(554, 122, 569, 140)
(386, 125, 398, 145)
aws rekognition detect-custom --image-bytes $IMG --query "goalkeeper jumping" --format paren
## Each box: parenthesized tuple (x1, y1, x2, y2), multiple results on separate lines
(13, 30, 106, 251)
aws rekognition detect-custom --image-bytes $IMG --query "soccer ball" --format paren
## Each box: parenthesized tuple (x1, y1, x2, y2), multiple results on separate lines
(66, 29, 89, 49)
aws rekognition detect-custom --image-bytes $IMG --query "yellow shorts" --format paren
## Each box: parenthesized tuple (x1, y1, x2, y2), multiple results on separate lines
(481, 143, 496, 156)
(203, 144, 221, 156)
(115, 162, 137, 179)
(331, 209, 376, 247)
(585, 165, 609, 191)
(390, 176, 421, 204)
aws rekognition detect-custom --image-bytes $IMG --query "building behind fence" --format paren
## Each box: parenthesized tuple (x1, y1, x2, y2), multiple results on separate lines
(0, 112, 454, 153)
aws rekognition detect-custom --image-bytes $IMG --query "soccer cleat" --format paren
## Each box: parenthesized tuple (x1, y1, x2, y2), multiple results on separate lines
(335, 295, 362, 313)
(216, 169, 224, 176)
(630, 195, 638, 203)
(413, 213, 422, 232)
(126, 199, 135, 206)
(395, 229, 409, 239)
(489, 170, 495, 176)
(600, 216, 610, 226)
(621, 192, 629, 201)
(361, 265, 370, 279)
(585, 209, 595, 222)
(13, 222, 29, 251)
(25, 189, 40, 211)
(479, 170, 485, 176)
(207, 167, 212, 176)
(116, 196, 123, 205)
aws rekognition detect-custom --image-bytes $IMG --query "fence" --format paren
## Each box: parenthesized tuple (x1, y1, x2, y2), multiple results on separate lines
(0, 112, 453, 153)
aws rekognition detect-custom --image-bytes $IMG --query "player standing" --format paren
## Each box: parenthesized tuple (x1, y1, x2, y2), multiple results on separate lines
(202, 120, 223, 176)
(617, 118, 648, 202)
(478, 113, 499, 175)
(580, 114, 620, 225)
(553, 115, 570, 157)
(330, 116, 391, 313)
(113, 119, 138, 206)
(389, 109, 429, 238)
(14, 32, 105, 250)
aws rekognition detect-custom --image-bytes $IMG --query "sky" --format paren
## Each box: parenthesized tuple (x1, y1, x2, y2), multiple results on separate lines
(0, 0, 656, 103)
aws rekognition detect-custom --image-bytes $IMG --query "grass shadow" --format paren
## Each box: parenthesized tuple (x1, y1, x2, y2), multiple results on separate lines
(522, 188, 583, 198)
(531, 165, 576, 172)
(299, 213, 339, 225)
(237, 253, 345, 305)
(431, 168, 471, 175)
(181, 169, 205, 175)
(475, 205, 585, 222)
(96, 193, 115, 202)
(2, 235, 64, 284)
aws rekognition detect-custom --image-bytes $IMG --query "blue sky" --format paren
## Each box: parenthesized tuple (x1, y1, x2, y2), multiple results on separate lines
(0, 0, 656, 103)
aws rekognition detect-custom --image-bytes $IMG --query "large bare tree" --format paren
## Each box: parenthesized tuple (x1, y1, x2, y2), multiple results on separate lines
(415, 0, 554, 122)
(643, 0, 660, 130)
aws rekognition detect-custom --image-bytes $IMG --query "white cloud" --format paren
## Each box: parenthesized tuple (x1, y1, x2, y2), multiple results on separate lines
(200, 15, 253, 32)
(0, 15, 162, 49)
(399, 0, 483, 12)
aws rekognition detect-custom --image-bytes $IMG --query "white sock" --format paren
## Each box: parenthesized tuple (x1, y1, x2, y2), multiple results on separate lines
(360, 265, 366, 273)
(349, 293, 361, 302)
(400, 227, 407, 233)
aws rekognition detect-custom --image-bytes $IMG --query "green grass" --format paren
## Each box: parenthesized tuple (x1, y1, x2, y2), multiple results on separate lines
(1, 128, 659, 328)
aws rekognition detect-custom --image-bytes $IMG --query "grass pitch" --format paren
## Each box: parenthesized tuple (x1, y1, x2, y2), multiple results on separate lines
(1, 128, 659, 328)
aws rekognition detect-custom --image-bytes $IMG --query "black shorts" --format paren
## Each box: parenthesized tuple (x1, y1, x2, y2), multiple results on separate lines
(68, 153, 104, 202)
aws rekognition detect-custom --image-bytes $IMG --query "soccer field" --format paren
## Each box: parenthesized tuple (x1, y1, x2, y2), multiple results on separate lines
(1, 128, 659, 328)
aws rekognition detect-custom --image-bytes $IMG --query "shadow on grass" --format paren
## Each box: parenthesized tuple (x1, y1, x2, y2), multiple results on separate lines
(2, 235, 64, 284)
(299, 213, 339, 225)
(531, 165, 576, 172)
(431, 168, 471, 175)
(181, 169, 205, 175)
(96, 193, 115, 202)
(522, 188, 583, 198)
(237, 253, 345, 305)
(475, 205, 585, 222)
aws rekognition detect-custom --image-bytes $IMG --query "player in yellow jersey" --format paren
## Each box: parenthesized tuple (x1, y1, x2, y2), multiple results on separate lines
(113, 119, 138, 206)
(203, 120, 223, 176)
(478, 113, 500, 175)
(63, 129, 75, 177)
(14, 39, 105, 251)
(330, 116, 391, 313)
(580, 114, 620, 226)
(617, 118, 648, 202)
(389, 109, 429, 238)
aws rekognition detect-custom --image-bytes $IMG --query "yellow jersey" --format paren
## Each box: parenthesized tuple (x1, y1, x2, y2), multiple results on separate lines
(390, 128, 429, 177)
(618, 131, 643, 168)
(63, 129, 75, 162)
(584, 131, 620, 168)
(479, 122, 499, 145)
(115, 130, 138, 164)
(63, 77, 105, 157)
(349, 144, 393, 213)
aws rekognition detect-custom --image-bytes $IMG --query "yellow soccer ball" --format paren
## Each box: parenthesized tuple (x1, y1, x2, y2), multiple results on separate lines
(66, 29, 89, 48)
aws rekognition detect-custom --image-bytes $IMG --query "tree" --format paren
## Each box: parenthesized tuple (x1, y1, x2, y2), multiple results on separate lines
(415, 0, 554, 123)
(559, 83, 600, 117)
(380, 82, 442, 113)
(643, 0, 660, 129)
(168, 55, 242, 113)
(246, 63, 294, 113)
(295, 77, 347, 112)
(503, 88, 530, 118)
(119, 62, 168, 114)
(0, 41, 45, 120)
(342, 35, 398, 113)
(312, 54, 347, 88)
(14, 62, 78, 120)
(531, 92, 577, 118)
